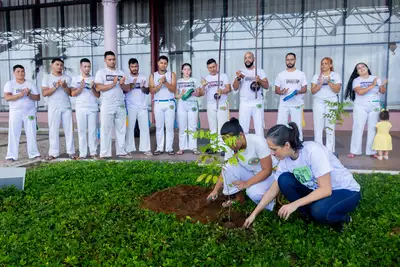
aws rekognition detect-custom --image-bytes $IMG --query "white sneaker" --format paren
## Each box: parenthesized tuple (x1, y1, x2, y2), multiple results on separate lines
(378, 156, 383, 160)
(383, 156, 389, 160)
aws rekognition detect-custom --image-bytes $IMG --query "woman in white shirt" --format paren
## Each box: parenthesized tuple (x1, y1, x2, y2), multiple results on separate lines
(243, 122, 361, 231)
(311, 57, 342, 152)
(207, 118, 276, 210)
(345, 63, 387, 158)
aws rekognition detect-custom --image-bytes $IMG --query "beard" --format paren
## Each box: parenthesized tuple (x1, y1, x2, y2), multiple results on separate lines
(245, 61, 254, 68)
(286, 63, 295, 68)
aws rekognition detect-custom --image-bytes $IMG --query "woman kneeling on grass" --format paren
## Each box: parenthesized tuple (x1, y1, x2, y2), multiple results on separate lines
(243, 122, 361, 231)
(207, 118, 277, 211)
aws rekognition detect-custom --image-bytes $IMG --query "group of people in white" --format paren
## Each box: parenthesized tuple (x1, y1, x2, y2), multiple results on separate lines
(4, 50, 392, 229)
(4, 51, 389, 162)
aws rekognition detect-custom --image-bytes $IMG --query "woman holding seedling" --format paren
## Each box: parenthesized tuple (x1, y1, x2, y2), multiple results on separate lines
(207, 118, 277, 210)
(243, 122, 361, 231)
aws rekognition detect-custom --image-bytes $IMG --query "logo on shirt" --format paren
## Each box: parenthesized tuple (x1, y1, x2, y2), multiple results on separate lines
(293, 166, 312, 184)
(219, 106, 227, 111)
(178, 82, 195, 89)
(169, 105, 175, 110)
(256, 104, 262, 109)
(106, 75, 123, 81)
(284, 79, 300, 84)
(207, 81, 224, 88)
(191, 107, 197, 112)
(15, 88, 24, 93)
(248, 158, 260, 165)
(28, 116, 35, 121)
(77, 82, 92, 90)
(360, 81, 373, 88)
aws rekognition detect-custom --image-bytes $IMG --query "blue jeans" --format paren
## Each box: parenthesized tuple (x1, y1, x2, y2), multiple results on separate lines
(278, 172, 361, 225)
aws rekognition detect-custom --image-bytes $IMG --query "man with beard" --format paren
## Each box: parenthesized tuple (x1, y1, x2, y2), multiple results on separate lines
(42, 58, 76, 160)
(274, 53, 307, 141)
(232, 52, 269, 137)
(149, 56, 177, 155)
(4, 65, 41, 162)
(71, 58, 100, 159)
(95, 51, 132, 159)
(122, 58, 152, 156)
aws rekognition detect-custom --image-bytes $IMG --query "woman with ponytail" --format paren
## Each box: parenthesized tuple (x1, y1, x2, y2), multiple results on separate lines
(345, 63, 387, 158)
(243, 122, 361, 231)
(207, 117, 277, 210)
(311, 57, 342, 152)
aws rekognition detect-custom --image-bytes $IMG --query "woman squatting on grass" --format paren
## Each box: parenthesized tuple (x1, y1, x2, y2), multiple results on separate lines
(207, 118, 277, 210)
(243, 122, 361, 231)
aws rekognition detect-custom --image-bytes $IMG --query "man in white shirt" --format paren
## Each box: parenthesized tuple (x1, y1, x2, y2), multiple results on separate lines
(274, 53, 307, 140)
(95, 51, 132, 159)
(41, 58, 76, 160)
(123, 58, 152, 156)
(149, 56, 177, 155)
(4, 65, 41, 162)
(232, 52, 269, 137)
(201, 58, 231, 155)
(71, 58, 100, 159)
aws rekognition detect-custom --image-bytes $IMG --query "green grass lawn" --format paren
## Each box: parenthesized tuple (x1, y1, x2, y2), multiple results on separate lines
(0, 161, 399, 266)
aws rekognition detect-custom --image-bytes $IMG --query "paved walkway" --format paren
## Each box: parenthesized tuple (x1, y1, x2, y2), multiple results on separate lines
(0, 129, 399, 172)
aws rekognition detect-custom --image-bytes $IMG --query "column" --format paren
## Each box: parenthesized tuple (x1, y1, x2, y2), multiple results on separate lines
(102, 0, 118, 54)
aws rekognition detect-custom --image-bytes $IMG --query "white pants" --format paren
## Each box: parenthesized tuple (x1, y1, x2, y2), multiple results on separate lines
(239, 100, 265, 137)
(313, 97, 337, 152)
(126, 106, 151, 152)
(207, 101, 229, 150)
(350, 101, 380, 155)
(100, 102, 127, 157)
(177, 100, 198, 150)
(154, 100, 175, 152)
(222, 163, 275, 211)
(76, 107, 98, 158)
(48, 106, 75, 157)
(277, 104, 303, 141)
(6, 109, 40, 160)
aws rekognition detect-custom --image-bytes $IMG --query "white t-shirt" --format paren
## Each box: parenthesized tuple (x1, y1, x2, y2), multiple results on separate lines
(274, 141, 360, 192)
(311, 72, 342, 99)
(94, 68, 125, 104)
(125, 73, 149, 109)
(224, 134, 278, 174)
(71, 75, 98, 109)
(4, 79, 39, 112)
(204, 73, 230, 104)
(274, 69, 307, 107)
(352, 75, 381, 103)
(177, 77, 197, 102)
(153, 71, 175, 101)
(233, 68, 267, 101)
(41, 73, 72, 108)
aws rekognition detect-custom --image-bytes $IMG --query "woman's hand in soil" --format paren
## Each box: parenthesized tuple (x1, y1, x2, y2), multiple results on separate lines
(207, 191, 218, 201)
(278, 203, 298, 220)
(243, 214, 256, 228)
(232, 180, 248, 190)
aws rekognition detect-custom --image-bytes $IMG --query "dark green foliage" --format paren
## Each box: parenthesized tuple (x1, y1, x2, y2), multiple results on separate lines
(0, 161, 399, 266)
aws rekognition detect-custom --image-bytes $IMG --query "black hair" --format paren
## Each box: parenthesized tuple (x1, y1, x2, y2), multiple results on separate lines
(266, 122, 303, 152)
(345, 62, 372, 101)
(207, 58, 217, 65)
(286, 53, 296, 59)
(158, 55, 169, 63)
(80, 58, 91, 64)
(181, 63, 192, 77)
(13, 65, 24, 71)
(128, 58, 139, 65)
(220, 117, 244, 136)
(104, 51, 115, 58)
(51, 58, 64, 64)
(379, 110, 389, 120)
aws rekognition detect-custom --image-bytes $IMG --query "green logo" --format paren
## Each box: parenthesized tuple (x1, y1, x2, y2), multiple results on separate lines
(248, 158, 260, 165)
(220, 106, 227, 111)
(256, 104, 262, 109)
(293, 166, 312, 184)
(120, 105, 125, 109)
(169, 105, 175, 110)
(191, 107, 197, 112)
(373, 107, 380, 112)
(28, 116, 35, 121)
